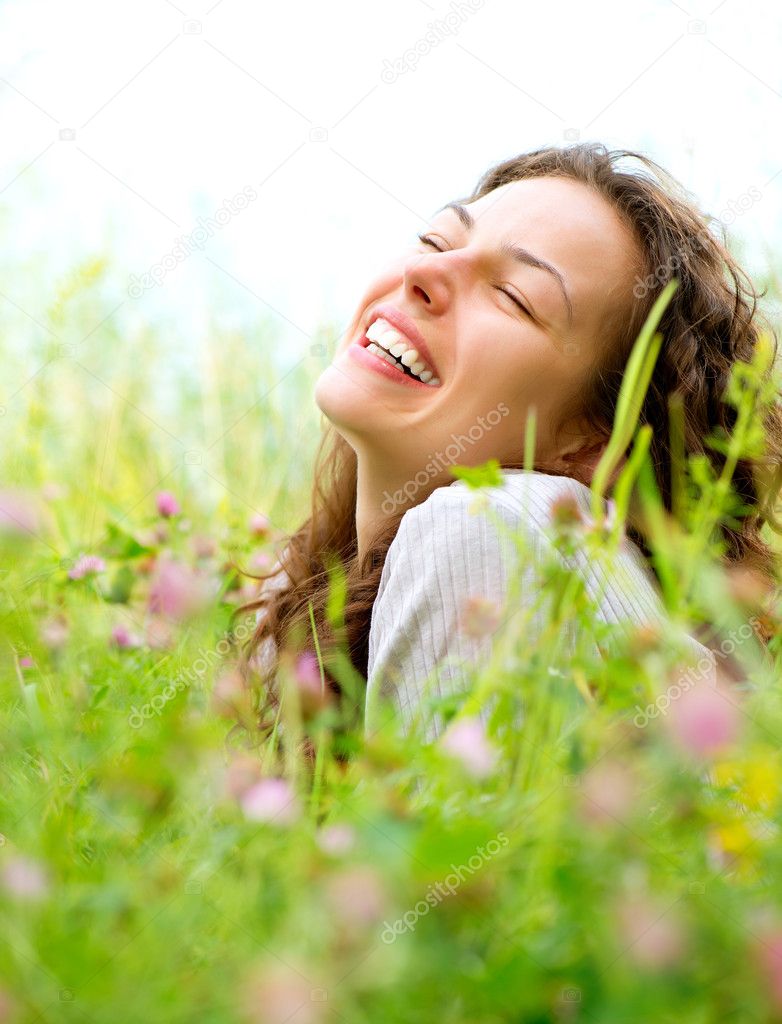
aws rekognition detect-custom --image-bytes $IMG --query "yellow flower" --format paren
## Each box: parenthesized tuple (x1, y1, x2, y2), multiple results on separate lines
(712, 759, 742, 790)
(710, 819, 761, 880)
(712, 754, 782, 812)
(713, 820, 754, 858)
(742, 759, 781, 811)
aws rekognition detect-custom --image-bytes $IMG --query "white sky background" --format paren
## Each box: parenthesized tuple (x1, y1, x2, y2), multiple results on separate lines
(2, 0, 782, 378)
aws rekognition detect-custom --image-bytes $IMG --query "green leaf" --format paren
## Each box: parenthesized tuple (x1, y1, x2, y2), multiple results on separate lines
(590, 279, 678, 520)
(103, 521, 152, 559)
(324, 556, 348, 629)
(449, 458, 504, 490)
(105, 564, 135, 604)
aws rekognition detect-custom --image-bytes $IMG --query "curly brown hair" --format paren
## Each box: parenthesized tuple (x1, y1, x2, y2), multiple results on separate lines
(236, 142, 782, 726)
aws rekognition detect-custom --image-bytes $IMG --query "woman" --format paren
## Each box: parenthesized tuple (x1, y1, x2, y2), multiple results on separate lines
(239, 142, 781, 744)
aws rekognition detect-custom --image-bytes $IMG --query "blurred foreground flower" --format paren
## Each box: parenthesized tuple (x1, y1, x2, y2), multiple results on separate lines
(40, 613, 69, 651)
(41, 481, 64, 502)
(249, 512, 270, 538)
(578, 758, 638, 826)
(0, 986, 15, 1023)
(664, 681, 742, 760)
(439, 717, 498, 779)
(459, 596, 502, 639)
(240, 959, 327, 1024)
(147, 558, 212, 620)
(253, 550, 274, 572)
(223, 755, 263, 801)
(152, 523, 169, 544)
(240, 778, 300, 826)
(0, 489, 39, 536)
(0, 855, 49, 902)
(144, 616, 175, 650)
(316, 823, 356, 857)
(549, 494, 584, 530)
(293, 652, 330, 717)
(110, 624, 142, 649)
(68, 554, 106, 580)
(191, 534, 217, 559)
(615, 893, 687, 970)
(211, 668, 252, 721)
(325, 866, 387, 930)
(155, 491, 180, 518)
(754, 923, 782, 1013)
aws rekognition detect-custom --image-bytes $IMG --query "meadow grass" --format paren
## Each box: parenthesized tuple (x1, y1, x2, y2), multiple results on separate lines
(2, 266, 782, 1023)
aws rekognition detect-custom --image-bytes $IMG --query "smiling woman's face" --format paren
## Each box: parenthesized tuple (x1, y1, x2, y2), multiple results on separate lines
(315, 175, 642, 489)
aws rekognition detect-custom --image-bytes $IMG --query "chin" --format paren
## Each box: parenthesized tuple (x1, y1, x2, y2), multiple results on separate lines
(313, 365, 366, 433)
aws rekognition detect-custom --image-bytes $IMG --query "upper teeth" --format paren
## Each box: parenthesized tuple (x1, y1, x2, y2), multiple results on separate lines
(365, 317, 440, 386)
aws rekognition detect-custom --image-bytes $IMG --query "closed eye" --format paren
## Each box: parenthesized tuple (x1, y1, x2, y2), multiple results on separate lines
(416, 233, 533, 318)
(497, 287, 532, 317)
(416, 232, 445, 252)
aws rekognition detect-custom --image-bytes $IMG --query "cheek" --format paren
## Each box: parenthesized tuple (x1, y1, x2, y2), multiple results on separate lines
(451, 329, 573, 447)
(457, 319, 554, 406)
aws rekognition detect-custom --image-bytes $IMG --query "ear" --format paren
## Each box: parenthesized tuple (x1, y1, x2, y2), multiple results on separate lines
(557, 443, 603, 487)
(551, 416, 620, 488)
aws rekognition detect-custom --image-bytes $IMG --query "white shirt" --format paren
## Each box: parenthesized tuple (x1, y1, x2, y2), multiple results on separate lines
(364, 469, 711, 740)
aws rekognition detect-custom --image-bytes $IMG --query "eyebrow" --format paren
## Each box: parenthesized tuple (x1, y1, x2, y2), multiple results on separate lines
(437, 201, 574, 327)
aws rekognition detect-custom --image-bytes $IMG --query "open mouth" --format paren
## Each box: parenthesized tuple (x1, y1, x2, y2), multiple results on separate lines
(361, 316, 440, 387)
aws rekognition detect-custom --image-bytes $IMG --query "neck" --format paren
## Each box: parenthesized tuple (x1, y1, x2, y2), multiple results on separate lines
(355, 454, 440, 565)
(355, 457, 394, 566)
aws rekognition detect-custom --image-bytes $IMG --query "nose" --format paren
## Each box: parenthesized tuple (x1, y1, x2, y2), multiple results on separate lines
(402, 248, 465, 315)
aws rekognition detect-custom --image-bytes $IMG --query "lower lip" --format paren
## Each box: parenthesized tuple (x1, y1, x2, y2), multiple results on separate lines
(348, 339, 435, 390)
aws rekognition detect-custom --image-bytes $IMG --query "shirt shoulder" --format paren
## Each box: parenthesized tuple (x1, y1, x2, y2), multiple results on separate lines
(374, 469, 713, 655)
(382, 469, 597, 563)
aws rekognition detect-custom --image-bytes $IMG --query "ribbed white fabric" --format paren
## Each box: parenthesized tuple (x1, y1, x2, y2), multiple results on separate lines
(364, 469, 712, 741)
